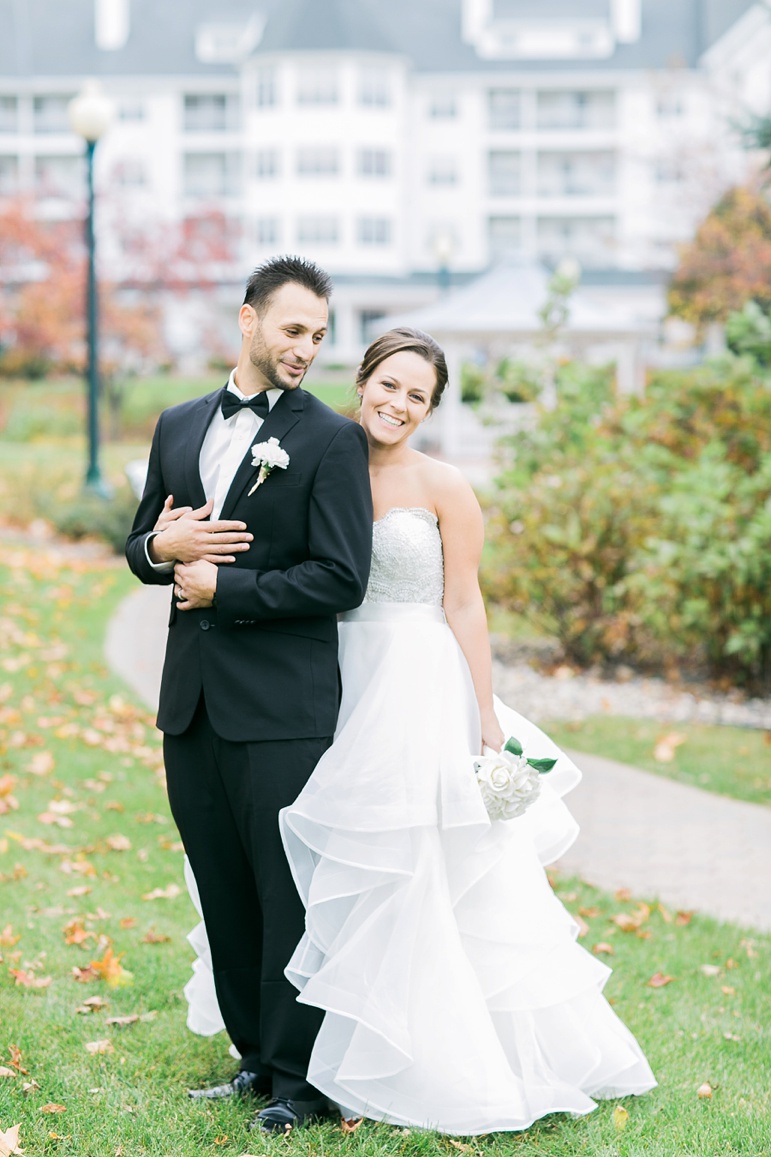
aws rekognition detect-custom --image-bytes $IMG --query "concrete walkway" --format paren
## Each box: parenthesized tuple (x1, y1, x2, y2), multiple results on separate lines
(106, 586, 771, 932)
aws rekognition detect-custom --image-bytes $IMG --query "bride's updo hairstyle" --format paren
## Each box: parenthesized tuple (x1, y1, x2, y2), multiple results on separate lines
(356, 327, 449, 410)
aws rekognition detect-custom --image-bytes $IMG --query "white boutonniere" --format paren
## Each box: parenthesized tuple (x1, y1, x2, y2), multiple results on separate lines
(247, 437, 290, 496)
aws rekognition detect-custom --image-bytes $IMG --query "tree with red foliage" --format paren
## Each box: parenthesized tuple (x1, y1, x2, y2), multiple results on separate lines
(668, 186, 771, 327)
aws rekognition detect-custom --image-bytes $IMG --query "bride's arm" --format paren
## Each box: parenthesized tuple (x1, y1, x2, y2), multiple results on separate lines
(436, 470, 505, 754)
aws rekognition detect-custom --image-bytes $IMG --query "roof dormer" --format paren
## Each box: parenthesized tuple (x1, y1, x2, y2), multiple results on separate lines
(462, 0, 641, 61)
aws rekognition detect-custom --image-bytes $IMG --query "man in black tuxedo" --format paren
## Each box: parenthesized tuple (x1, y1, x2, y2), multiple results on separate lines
(125, 257, 372, 1133)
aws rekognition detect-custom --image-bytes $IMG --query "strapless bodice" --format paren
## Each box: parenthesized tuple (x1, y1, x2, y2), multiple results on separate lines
(363, 507, 444, 607)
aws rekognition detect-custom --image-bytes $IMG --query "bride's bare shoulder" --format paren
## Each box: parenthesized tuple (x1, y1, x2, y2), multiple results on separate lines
(412, 453, 478, 512)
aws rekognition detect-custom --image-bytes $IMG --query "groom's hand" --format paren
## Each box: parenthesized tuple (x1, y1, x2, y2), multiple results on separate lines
(173, 560, 218, 611)
(149, 497, 253, 565)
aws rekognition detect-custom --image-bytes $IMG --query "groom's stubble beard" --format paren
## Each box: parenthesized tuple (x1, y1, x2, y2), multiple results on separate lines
(249, 326, 309, 392)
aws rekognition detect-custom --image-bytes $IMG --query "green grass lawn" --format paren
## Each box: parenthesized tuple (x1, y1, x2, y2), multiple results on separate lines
(0, 545, 769, 1155)
(545, 716, 771, 808)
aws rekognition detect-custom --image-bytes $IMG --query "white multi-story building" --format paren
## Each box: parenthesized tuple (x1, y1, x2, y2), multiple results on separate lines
(0, 0, 768, 363)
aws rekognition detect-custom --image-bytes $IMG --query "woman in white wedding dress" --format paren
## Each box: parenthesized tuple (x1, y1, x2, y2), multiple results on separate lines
(185, 327, 656, 1134)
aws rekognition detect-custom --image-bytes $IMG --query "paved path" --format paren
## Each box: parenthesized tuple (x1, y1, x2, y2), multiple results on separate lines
(106, 586, 771, 932)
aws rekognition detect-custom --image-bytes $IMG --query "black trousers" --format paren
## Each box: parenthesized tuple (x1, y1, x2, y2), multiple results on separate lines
(164, 696, 330, 1100)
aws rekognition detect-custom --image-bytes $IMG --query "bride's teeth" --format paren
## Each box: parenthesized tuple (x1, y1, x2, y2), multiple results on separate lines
(378, 413, 402, 427)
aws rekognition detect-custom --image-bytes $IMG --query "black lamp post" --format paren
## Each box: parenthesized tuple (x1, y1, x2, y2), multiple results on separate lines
(68, 82, 114, 497)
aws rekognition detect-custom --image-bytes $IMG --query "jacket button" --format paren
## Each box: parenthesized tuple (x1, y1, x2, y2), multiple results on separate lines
(200, 619, 210, 631)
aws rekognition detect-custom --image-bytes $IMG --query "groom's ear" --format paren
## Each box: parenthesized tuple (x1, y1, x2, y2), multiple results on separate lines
(238, 304, 257, 338)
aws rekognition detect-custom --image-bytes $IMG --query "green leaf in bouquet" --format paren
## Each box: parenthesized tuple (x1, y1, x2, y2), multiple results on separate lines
(504, 736, 523, 757)
(527, 757, 557, 773)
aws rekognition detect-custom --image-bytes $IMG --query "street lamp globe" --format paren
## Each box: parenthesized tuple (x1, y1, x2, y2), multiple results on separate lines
(68, 81, 114, 142)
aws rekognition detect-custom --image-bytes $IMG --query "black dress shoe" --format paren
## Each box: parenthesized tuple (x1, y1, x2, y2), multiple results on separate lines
(250, 1096, 329, 1133)
(188, 1069, 271, 1101)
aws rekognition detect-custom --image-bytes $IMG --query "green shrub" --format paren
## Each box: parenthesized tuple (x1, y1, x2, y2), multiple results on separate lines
(2, 393, 83, 441)
(485, 357, 771, 689)
(49, 485, 138, 554)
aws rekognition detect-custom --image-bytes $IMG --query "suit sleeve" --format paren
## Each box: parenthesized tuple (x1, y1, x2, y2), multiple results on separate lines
(215, 421, 373, 624)
(124, 411, 175, 587)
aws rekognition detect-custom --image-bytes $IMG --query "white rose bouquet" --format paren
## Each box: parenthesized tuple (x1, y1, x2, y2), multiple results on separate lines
(248, 437, 290, 495)
(474, 736, 557, 821)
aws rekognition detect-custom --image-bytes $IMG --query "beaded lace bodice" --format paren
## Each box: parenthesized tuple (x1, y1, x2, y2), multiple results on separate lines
(363, 507, 444, 607)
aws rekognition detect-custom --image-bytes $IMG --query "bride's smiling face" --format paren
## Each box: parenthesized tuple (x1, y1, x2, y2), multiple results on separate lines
(357, 351, 436, 447)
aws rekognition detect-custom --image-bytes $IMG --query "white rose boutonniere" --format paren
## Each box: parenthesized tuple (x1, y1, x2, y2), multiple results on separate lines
(248, 437, 290, 496)
(474, 736, 557, 821)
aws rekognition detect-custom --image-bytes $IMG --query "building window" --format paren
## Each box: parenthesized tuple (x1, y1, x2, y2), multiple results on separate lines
(537, 151, 616, 197)
(359, 70, 392, 107)
(0, 97, 18, 133)
(488, 216, 521, 256)
(654, 159, 683, 183)
(489, 89, 521, 131)
(427, 157, 458, 186)
(657, 94, 684, 118)
(254, 149, 279, 178)
(254, 217, 280, 245)
(34, 155, 83, 198)
(112, 159, 146, 187)
(183, 94, 237, 132)
(297, 69, 338, 106)
(489, 151, 521, 197)
(296, 147, 339, 176)
(359, 309, 386, 343)
(358, 148, 392, 178)
(297, 216, 339, 243)
(536, 90, 615, 131)
(0, 156, 19, 195)
(183, 152, 240, 197)
(256, 68, 277, 108)
(537, 215, 615, 263)
(33, 95, 74, 134)
(117, 100, 145, 122)
(358, 217, 392, 246)
(429, 93, 457, 119)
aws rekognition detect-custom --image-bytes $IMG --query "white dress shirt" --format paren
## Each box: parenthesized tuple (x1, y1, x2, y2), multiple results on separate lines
(146, 371, 281, 570)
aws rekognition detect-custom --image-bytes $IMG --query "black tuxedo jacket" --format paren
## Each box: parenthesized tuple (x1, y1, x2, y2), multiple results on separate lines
(125, 386, 373, 742)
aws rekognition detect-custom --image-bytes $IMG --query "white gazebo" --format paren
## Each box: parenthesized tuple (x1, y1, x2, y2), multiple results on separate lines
(386, 260, 656, 460)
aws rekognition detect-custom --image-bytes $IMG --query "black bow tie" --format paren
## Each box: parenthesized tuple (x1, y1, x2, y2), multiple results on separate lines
(221, 390, 270, 421)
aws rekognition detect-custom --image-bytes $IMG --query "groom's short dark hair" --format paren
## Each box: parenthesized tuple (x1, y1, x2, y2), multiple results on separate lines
(243, 256, 333, 315)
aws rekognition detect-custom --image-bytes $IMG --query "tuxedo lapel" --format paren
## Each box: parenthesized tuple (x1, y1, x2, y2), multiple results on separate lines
(219, 388, 305, 521)
(184, 388, 222, 509)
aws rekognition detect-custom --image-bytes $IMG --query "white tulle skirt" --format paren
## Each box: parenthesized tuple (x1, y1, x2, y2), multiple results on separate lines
(184, 603, 656, 1134)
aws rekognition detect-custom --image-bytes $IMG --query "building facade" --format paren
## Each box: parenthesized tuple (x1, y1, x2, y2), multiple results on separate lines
(0, 0, 768, 364)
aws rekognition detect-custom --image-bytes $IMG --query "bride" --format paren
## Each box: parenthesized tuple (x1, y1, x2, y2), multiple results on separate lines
(185, 327, 656, 1134)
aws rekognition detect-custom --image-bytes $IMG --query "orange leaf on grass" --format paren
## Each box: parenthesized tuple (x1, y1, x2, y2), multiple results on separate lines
(9, 970, 51, 989)
(612, 1105, 629, 1131)
(0, 1122, 24, 1157)
(675, 910, 694, 926)
(0, 926, 21, 947)
(142, 929, 171, 944)
(63, 920, 96, 947)
(653, 732, 686, 762)
(84, 1040, 114, 1055)
(72, 965, 100, 983)
(340, 1117, 363, 1134)
(141, 884, 181, 901)
(593, 942, 615, 956)
(697, 1083, 713, 1099)
(0, 1068, 17, 1078)
(88, 946, 133, 988)
(39, 1105, 66, 1115)
(27, 751, 54, 776)
(647, 972, 675, 988)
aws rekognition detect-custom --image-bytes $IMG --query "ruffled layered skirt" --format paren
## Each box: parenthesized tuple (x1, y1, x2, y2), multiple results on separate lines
(185, 603, 655, 1134)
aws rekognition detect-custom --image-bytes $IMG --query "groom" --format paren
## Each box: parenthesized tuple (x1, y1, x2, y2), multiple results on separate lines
(125, 256, 373, 1132)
